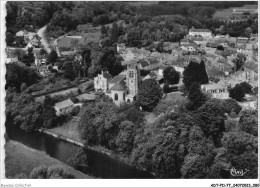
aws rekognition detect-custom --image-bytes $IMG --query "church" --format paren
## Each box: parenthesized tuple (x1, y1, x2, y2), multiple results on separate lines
(94, 64, 141, 105)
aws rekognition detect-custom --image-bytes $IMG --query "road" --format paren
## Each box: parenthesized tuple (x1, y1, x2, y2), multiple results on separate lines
(37, 25, 51, 53)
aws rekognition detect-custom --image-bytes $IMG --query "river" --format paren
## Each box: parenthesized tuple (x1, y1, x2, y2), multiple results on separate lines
(6, 126, 154, 179)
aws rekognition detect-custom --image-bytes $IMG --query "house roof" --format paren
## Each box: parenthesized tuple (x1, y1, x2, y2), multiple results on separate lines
(109, 75, 125, 84)
(102, 71, 112, 79)
(206, 42, 219, 48)
(149, 58, 160, 65)
(209, 76, 221, 83)
(55, 99, 74, 109)
(110, 82, 126, 91)
(207, 66, 225, 77)
(244, 62, 258, 73)
(139, 59, 149, 67)
(201, 83, 226, 90)
(189, 28, 212, 33)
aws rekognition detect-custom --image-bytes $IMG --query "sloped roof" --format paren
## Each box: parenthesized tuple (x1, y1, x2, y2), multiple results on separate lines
(201, 83, 226, 90)
(55, 99, 74, 109)
(244, 62, 258, 73)
(109, 75, 125, 84)
(209, 76, 221, 83)
(189, 28, 212, 33)
(110, 82, 126, 91)
(103, 71, 112, 79)
(207, 66, 225, 77)
(149, 58, 160, 65)
(139, 59, 149, 67)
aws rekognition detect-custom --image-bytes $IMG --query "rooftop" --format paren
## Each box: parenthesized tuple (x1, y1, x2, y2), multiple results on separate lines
(110, 82, 126, 91)
(201, 83, 226, 90)
(109, 75, 126, 84)
(55, 99, 74, 109)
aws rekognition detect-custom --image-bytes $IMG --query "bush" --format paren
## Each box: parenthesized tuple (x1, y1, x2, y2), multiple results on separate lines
(67, 147, 88, 172)
(71, 106, 80, 116)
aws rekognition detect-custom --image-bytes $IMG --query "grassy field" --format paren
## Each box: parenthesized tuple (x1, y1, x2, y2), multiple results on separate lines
(213, 4, 258, 18)
(48, 117, 83, 143)
(4, 140, 92, 179)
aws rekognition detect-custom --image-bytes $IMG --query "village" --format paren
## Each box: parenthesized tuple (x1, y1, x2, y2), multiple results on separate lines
(6, 25, 258, 114)
(4, 1, 258, 181)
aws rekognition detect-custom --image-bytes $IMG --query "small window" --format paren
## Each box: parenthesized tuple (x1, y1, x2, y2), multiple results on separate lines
(114, 93, 118, 101)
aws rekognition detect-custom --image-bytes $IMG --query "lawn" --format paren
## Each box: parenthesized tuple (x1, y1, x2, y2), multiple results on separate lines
(4, 140, 93, 179)
(48, 117, 83, 143)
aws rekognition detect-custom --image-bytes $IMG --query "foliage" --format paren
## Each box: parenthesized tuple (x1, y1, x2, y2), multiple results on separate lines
(67, 147, 89, 172)
(70, 106, 81, 116)
(229, 84, 245, 102)
(63, 61, 76, 81)
(30, 165, 75, 179)
(46, 50, 58, 65)
(186, 82, 207, 111)
(78, 102, 125, 149)
(6, 62, 41, 92)
(183, 61, 208, 90)
(42, 96, 56, 128)
(239, 82, 252, 94)
(163, 66, 180, 85)
(116, 121, 135, 154)
(137, 79, 163, 112)
(239, 110, 258, 136)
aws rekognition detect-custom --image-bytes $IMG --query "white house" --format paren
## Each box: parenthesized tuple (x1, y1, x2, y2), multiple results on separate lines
(94, 71, 112, 92)
(188, 27, 212, 37)
(54, 99, 75, 116)
(201, 83, 229, 99)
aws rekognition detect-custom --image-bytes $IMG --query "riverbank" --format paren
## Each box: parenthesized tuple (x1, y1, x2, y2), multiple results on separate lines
(43, 125, 155, 177)
(4, 140, 94, 179)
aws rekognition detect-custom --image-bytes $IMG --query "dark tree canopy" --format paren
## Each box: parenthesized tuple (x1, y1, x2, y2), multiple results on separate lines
(186, 82, 207, 110)
(137, 79, 163, 111)
(163, 66, 180, 85)
(229, 84, 245, 102)
(183, 61, 208, 89)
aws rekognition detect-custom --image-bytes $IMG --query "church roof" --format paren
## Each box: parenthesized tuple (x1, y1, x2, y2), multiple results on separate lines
(109, 75, 125, 84)
(110, 82, 126, 91)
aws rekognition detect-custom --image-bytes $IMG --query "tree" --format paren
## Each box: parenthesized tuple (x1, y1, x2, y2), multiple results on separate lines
(163, 84, 171, 94)
(163, 66, 180, 85)
(183, 61, 208, 90)
(239, 82, 252, 94)
(39, 48, 47, 56)
(197, 99, 226, 146)
(232, 58, 244, 72)
(63, 61, 76, 81)
(137, 79, 163, 111)
(239, 110, 258, 136)
(186, 82, 207, 110)
(100, 25, 107, 35)
(217, 45, 224, 51)
(67, 147, 89, 172)
(30, 165, 75, 179)
(229, 84, 245, 102)
(46, 49, 58, 65)
(42, 96, 56, 128)
(110, 22, 119, 43)
(116, 121, 135, 153)
(244, 27, 252, 38)
(223, 98, 242, 115)
(127, 28, 141, 47)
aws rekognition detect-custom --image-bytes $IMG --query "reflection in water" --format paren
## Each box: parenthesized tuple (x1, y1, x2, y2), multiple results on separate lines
(6, 126, 154, 179)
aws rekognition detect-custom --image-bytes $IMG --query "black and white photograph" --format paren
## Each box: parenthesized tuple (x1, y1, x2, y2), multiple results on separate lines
(0, 0, 259, 187)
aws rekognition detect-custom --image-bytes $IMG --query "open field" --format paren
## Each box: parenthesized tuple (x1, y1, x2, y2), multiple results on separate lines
(48, 117, 83, 143)
(4, 140, 92, 179)
(213, 4, 258, 18)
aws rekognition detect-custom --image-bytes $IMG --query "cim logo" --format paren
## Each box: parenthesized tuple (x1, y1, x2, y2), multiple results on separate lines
(230, 167, 249, 177)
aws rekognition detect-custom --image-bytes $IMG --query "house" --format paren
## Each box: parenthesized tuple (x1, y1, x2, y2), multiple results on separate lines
(239, 61, 258, 84)
(54, 99, 75, 116)
(238, 95, 257, 110)
(31, 34, 42, 47)
(94, 71, 113, 92)
(16, 30, 28, 37)
(35, 54, 47, 67)
(5, 50, 18, 64)
(24, 32, 36, 43)
(201, 83, 229, 99)
(117, 43, 126, 53)
(237, 37, 248, 45)
(188, 27, 212, 37)
(206, 66, 225, 79)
